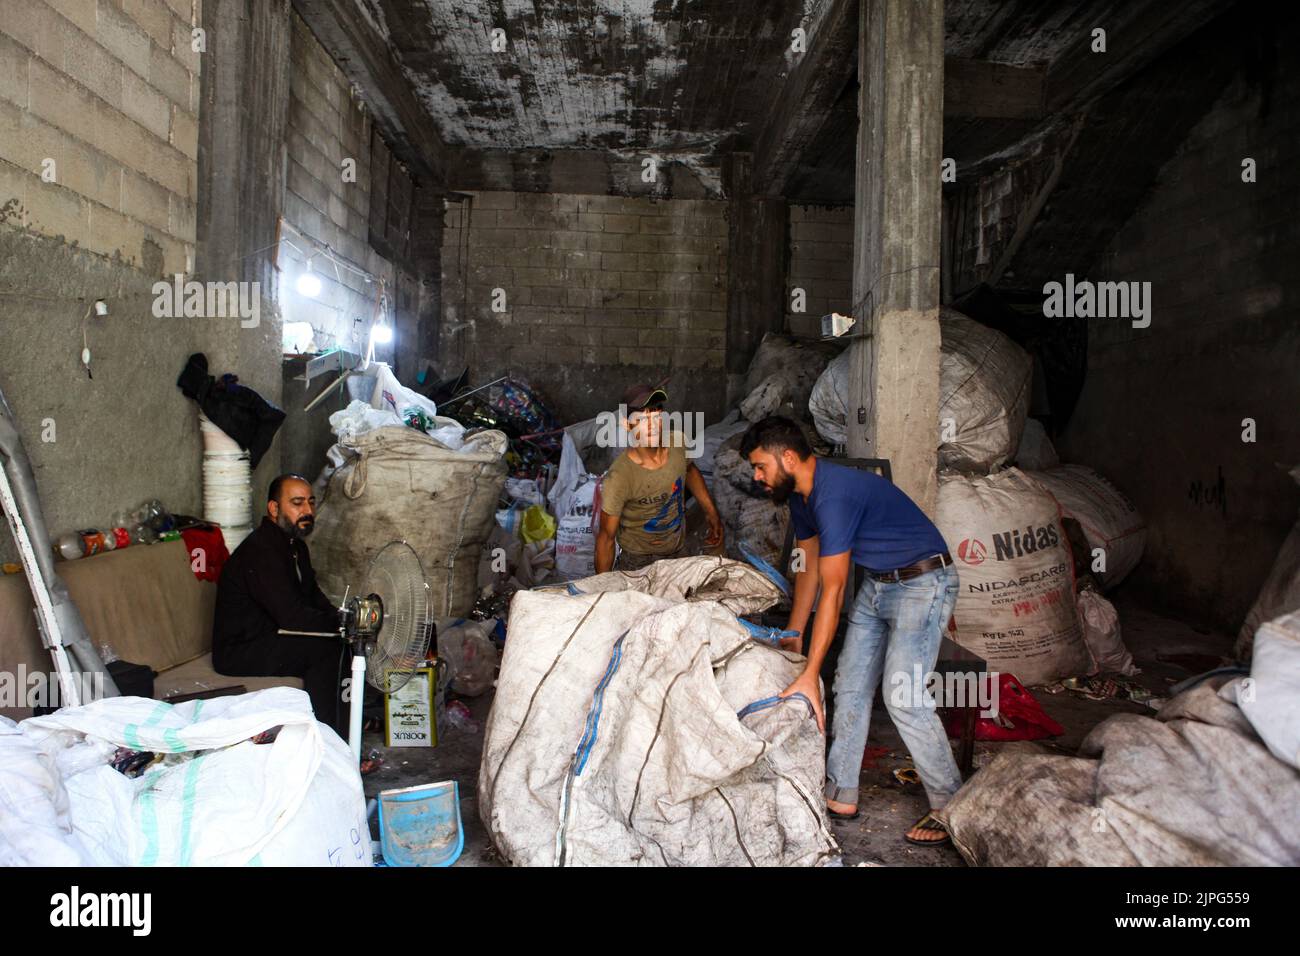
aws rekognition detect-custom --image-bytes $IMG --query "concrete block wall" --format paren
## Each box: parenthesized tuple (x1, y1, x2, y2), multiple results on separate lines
(1060, 45, 1300, 634)
(282, 11, 394, 357)
(440, 191, 729, 422)
(0, 0, 266, 566)
(785, 204, 853, 339)
(0, 0, 202, 273)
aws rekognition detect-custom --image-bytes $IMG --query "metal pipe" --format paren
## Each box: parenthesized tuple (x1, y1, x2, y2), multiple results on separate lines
(0, 381, 119, 701)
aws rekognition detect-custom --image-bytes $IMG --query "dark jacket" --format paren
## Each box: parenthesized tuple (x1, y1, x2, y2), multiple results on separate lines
(213, 517, 338, 657)
(177, 353, 286, 469)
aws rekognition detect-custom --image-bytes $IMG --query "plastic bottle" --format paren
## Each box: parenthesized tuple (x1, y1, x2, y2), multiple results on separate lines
(141, 499, 175, 534)
(114, 508, 157, 546)
(54, 530, 109, 560)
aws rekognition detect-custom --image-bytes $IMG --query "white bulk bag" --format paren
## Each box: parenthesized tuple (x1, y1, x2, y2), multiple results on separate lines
(8, 688, 368, 866)
(1236, 610, 1300, 770)
(809, 308, 1032, 471)
(936, 468, 1089, 685)
(479, 557, 838, 867)
(1026, 465, 1146, 589)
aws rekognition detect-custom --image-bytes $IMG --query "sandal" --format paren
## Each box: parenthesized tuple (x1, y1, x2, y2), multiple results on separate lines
(904, 811, 950, 846)
(827, 806, 860, 821)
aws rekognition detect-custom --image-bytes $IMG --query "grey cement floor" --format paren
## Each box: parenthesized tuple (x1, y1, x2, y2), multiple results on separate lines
(362, 597, 1235, 867)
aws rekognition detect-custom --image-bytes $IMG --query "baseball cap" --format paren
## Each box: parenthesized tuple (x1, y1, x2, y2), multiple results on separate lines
(621, 383, 668, 411)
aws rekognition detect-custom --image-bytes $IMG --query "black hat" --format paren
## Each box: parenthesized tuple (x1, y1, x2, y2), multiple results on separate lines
(621, 383, 668, 411)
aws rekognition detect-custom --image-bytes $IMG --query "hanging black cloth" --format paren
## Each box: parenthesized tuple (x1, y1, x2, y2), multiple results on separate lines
(177, 353, 286, 469)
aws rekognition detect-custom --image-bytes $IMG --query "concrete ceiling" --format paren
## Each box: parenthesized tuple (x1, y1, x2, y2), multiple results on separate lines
(302, 0, 1236, 203)
(357, 0, 807, 154)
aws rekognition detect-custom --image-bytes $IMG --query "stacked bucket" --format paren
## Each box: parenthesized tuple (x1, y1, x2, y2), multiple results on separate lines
(199, 412, 253, 552)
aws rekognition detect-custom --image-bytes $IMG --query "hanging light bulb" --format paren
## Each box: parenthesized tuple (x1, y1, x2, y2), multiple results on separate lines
(372, 316, 393, 344)
(295, 258, 322, 298)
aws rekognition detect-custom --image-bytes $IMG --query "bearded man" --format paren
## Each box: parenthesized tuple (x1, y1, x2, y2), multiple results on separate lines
(740, 416, 961, 847)
(212, 474, 345, 731)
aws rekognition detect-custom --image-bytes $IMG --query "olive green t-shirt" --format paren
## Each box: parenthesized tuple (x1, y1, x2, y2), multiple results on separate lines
(600, 437, 687, 556)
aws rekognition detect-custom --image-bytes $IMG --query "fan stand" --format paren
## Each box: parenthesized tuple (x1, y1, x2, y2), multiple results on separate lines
(347, 636, 368, 760)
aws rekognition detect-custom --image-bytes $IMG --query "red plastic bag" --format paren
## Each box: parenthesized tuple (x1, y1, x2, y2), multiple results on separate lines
(943, 673, 1064, 741)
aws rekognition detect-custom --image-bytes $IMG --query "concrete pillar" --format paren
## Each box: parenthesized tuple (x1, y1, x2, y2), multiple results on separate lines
(194, 0, 292, 495)
(724, 153, 789, 408)
(848, 0, 944, 513)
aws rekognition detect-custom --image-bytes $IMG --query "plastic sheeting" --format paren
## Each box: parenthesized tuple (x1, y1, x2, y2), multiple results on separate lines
(479, 556, 839, 867)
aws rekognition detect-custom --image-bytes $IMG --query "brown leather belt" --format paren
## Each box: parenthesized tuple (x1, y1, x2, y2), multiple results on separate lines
(869, 552, 952, 583)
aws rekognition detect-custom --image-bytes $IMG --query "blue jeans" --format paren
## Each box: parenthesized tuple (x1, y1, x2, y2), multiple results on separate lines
(824, 564, 963, 810)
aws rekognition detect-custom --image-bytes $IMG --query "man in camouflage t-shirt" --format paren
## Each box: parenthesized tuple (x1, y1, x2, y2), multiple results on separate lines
(595, 384, 723, 572)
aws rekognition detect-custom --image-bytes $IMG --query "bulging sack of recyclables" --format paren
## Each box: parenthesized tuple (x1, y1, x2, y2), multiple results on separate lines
(936, 468, 1089, 685)
(809, 308, 1031, 471)
(312, 425, 508, 618)
(479, 556, 840, 866)
(0, 688, 368, 866)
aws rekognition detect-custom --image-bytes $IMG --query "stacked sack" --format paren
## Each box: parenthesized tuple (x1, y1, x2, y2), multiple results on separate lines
(806, 307, 1144, 684)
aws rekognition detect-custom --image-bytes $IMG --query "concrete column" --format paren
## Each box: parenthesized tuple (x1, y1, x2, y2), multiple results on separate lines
(848, 0, 944, 513)
(724, 153, 789, 408)
(194, 0, 292, 494)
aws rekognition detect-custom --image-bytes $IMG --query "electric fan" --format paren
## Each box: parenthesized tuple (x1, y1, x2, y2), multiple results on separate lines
(337, 541, 434, 758)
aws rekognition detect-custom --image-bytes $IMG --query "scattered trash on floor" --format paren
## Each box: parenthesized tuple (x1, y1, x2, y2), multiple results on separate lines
(443, 700, 479, 735)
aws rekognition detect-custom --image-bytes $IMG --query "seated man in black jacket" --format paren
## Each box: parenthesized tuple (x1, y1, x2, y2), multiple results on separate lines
(213, 474, 345, 732)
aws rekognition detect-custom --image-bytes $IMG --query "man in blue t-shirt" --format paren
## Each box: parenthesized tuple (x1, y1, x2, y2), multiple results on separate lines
(740, 416, 962, 847)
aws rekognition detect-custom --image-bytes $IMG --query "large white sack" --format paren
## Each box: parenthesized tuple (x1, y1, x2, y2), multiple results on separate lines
(937, 468, 1089, 685)
(0, 717, 94, 866)
(1078, 588, 1137, 676)
(10, 688, 368, 866)
(939, 678, 1300, 865)
(1235, 465, 1300, 661)
(808, 350, 851, 446)
(939, 310, 1031, 471)
(1026, 465, 1146, 589)
(808, 308, 1032, 471)
(479, 557, 839, 867)
(313, 425, 508, 617)
(1236, 610, 1300, 770)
